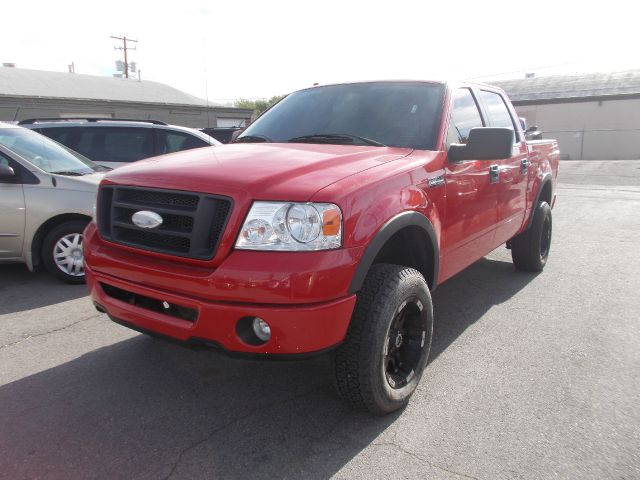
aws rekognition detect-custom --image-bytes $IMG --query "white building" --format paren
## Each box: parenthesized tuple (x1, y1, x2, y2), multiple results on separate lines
(495, 70, 640, 160)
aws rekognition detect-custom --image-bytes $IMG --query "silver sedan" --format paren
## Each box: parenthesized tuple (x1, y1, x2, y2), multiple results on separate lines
(0, 123, 105, 283)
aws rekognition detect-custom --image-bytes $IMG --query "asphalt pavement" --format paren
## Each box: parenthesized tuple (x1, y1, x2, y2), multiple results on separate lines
(1, 160, 639, 479)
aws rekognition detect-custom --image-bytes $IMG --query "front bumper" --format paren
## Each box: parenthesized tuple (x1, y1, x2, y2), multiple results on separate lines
(86, 265, 357, 356)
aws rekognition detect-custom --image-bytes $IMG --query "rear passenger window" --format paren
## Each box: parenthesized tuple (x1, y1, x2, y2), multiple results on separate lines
(38, 127, 154, 162)
(479, 91, 518, 141)
(100, 128, 154, 162)
(44, 128, 95, 158)
(40, 127, 73, 145)
(156, 130, 209, 155)
(39, 127, 91, 158)
(448, 88, 484, 144)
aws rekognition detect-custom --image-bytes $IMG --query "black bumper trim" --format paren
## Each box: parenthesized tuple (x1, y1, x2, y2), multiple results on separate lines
(106, 314, 340, 361)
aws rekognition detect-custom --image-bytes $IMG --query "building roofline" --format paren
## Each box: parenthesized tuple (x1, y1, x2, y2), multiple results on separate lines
(0, 93, 254, 113)
(511, 92, 640, 106)
(0, 66, 230, 108)
(493, 68, 640, 103)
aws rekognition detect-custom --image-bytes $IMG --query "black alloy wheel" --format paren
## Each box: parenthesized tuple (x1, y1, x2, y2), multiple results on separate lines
(384, 298, 427, 389)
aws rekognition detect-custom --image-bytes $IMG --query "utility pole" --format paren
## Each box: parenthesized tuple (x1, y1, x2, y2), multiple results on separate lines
(111, 35, 137, 79)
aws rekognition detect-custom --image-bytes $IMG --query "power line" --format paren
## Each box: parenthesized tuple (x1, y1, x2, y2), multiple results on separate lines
(111, 35, 138, 79)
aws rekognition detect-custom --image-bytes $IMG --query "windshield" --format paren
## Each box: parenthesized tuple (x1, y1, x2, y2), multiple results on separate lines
(0, 127, 105, 175)
(238, 82, 445, 150)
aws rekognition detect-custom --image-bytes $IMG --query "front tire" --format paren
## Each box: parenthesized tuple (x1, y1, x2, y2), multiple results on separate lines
(511, 201, 552, 272)
(42, 220, 89, 284)
(333, 264, 433, 415)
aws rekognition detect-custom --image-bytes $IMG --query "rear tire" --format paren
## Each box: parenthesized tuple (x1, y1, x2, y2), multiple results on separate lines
(511, 201, 552, 272)
(333, 264, 433, 415)
(42, 220, 89, 284)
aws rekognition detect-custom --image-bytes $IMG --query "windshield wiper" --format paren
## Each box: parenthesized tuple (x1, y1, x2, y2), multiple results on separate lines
(234, 134, 273, 143)
(287, 134, 387, 147)
(51, 171, 88, 176)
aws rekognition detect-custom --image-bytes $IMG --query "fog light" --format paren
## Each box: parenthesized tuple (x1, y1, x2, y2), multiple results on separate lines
(252, 317, 271, 342)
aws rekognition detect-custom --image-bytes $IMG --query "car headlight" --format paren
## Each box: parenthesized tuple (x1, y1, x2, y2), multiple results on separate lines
(236, 202, 342, 251)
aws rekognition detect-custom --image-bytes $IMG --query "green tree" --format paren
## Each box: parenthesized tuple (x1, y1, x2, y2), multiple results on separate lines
(235, 95, 286, 115)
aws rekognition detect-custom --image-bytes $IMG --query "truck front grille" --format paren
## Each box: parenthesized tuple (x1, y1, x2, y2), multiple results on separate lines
(97, 186, 232, 260)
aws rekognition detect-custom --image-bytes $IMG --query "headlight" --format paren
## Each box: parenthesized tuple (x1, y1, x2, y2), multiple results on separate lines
(236, 202, 342, 251)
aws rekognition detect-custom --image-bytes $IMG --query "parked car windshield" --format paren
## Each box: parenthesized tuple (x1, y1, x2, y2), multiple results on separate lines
(237, 82, 445, 150)
(0, 127, 105, 175)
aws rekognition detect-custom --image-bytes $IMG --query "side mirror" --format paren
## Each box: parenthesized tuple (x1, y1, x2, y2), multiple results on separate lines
(525, 125, 543, 141)
(0, 164, 16, 180)
(448, 127, 514, 162)
(230, 128, 245, 143)
(519, 117, 527, 131)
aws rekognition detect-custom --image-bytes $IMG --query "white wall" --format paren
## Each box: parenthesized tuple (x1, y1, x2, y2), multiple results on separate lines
(514, 98, 640, 160)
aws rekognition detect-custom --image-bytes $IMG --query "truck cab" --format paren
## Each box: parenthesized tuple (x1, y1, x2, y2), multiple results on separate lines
(84, 80, 559, 414)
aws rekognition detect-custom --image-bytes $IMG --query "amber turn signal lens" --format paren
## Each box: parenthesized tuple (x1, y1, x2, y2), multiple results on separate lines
(322, 209, 341, 236)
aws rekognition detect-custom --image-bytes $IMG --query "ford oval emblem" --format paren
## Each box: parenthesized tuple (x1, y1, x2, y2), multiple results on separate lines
(132, 210, 163, 229)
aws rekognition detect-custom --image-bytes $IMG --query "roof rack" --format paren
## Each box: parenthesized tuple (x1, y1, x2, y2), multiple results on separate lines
(18, 118, 168, 126)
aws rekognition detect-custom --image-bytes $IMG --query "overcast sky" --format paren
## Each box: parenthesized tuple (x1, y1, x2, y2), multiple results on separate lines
(2, 0, 637, 105)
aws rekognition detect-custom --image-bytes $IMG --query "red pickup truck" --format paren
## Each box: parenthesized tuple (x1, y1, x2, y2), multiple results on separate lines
(84, 81, 559, 414)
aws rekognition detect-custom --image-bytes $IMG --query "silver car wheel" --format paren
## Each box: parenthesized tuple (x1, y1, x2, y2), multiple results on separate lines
(53, 233, 85, 277)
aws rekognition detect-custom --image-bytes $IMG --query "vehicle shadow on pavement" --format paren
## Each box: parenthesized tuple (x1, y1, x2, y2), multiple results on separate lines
(0, 336, 399, 479)
(431, 256, 539, 361)
(0, 256, 537, 479)
(0, 264, 87, 315)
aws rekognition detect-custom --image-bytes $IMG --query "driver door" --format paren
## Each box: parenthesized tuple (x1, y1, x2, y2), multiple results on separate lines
(0, 152, 26, 258)
(441, 87, 499, 279)
(478, 89, 529, 244)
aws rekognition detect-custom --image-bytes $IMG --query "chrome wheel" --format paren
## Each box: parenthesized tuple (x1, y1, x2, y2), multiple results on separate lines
(53, 233, 84, 277)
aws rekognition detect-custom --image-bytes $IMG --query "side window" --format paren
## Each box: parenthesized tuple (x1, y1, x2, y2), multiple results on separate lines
(95, 127, 154, 162)
(0, 152, 18, 183)
(73, 129, 96, 158)
(40, 127, 70, 144)
(156, 130, 209, 155)
(40, 127, 99, 160)
(479, 90, 519, 141)
(448, 88, 484, 144)
(44, 127, 155, 162)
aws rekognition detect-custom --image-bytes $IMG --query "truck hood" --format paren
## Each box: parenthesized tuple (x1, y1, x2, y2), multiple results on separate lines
(104, 143, 413, 200)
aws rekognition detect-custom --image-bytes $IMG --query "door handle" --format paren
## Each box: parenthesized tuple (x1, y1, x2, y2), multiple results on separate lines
(521, 158, 530, 174)
(489, 164, 499, 184)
